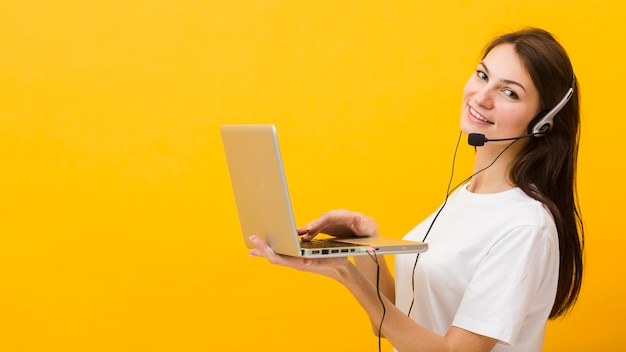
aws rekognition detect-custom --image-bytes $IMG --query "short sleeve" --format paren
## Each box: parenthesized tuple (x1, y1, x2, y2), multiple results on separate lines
(451, 224, 559, 345)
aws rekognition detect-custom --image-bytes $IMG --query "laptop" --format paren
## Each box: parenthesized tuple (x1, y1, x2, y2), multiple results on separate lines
(220, 124, 428, 258)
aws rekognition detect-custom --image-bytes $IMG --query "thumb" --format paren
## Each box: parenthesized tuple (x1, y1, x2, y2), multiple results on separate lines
(350, 215, 371, 236)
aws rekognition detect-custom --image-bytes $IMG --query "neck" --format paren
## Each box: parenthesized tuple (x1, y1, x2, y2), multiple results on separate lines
(467, 143, 521, 194)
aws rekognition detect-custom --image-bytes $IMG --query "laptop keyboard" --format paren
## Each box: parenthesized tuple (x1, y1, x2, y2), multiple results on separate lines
(300, 239, 361, 249)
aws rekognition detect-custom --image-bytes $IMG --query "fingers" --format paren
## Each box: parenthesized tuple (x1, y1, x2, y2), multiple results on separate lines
(248, 235, 278, 262)
(296, 225, 316, 241)
(348, 214, 362, 233)
(297, 209, 380, 241)
(297, 214, 330, 240)
(350, 214, 379, 237)
(249, 235, 317, 269)
(299, 232, 316, 241)
(305, 210, 352, 236)
(248, 235, 354, 280)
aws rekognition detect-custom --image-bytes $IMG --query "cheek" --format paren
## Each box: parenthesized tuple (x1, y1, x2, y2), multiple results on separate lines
(461, 82, 473, 107)
(503, 108, 537, 131)
(462, 78, 474, 98)
(462, 76, 484, 105)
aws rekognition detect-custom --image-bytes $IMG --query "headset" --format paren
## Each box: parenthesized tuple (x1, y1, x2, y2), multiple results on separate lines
(528, 75, 577, 136)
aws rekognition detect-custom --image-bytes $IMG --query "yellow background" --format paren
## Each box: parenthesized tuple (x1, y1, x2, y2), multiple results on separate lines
(1, 1, 623, 351)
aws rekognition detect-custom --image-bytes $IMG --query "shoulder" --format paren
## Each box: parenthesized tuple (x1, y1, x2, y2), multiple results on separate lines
(504, 188, 556, 233)
(455, 186, 554, 227)
(459, 187, 558, 248)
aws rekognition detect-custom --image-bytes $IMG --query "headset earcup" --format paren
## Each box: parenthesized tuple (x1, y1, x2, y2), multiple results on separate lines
(527, 111, 548, 135)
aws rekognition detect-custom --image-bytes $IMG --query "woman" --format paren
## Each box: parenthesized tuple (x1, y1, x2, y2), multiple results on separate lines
(249, 28, 584, 352)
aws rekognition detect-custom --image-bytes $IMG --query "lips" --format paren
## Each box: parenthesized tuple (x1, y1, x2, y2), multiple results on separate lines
(469, 107, 494, 124)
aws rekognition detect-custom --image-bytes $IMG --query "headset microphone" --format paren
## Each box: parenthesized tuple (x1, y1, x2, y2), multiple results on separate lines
(467, 132, 539, 146)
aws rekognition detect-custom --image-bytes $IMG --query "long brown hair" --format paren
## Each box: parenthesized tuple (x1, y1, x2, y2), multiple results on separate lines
(482, 28, 584, 319)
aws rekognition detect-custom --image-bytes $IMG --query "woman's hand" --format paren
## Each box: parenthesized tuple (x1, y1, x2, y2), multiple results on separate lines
(297, 209, 379, 241)
(248, 235, 352, 280)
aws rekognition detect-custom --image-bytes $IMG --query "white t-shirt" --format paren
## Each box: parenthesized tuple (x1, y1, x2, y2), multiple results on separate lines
(394, 184, 559, 352)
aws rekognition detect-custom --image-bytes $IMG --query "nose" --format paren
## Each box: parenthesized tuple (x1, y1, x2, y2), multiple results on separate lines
(473, 85, 494, 110)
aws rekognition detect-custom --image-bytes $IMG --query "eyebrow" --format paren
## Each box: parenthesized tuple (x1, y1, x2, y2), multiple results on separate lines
(479, 62, 527, 93)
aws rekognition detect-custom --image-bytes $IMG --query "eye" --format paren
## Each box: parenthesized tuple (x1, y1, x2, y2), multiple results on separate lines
(476, 70, 487, 81)
(503, 89, 519, 99)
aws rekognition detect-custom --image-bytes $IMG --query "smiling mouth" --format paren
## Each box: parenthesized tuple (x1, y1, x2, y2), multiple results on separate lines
(469, 107, 494, 124)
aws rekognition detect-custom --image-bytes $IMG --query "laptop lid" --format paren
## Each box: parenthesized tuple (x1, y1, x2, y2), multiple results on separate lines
(221, 124, 427, 258)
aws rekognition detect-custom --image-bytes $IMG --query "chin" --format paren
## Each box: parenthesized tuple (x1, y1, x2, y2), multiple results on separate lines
(459, 120, 475, 136)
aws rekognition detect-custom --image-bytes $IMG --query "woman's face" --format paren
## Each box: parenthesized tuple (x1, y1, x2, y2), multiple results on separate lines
(460, 43, 541, 142)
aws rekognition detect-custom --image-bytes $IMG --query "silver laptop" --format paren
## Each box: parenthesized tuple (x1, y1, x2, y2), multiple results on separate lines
(221, 124, 428, 258)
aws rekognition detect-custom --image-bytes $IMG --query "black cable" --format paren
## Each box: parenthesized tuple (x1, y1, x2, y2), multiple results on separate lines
(406, 132, 520, 317)
(367, 249, 385, 352)
(365, 132, 520, 352)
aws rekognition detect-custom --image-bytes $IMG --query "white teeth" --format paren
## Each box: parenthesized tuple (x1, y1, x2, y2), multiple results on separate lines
(470, 107, 493, 124)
